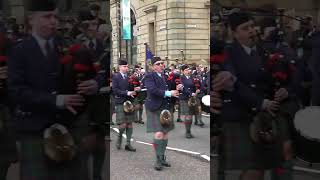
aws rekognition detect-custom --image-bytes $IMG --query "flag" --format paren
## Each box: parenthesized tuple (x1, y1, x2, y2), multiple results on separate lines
(146, 46, 154, 65)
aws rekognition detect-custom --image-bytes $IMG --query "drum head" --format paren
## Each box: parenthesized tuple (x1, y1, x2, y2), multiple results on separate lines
(202, 95, 210, 106)
(294, 106, 320, 140)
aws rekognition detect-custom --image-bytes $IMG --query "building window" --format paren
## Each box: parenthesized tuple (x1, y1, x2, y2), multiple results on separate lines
(149, 22, 155, 54)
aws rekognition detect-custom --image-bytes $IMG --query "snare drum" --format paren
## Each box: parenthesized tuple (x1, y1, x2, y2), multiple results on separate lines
(201, 95, 210, 113)
(294, 106, 320, 163)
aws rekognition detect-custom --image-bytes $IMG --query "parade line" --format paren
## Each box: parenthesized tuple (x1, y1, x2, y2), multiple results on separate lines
(109, 127, 210, 162)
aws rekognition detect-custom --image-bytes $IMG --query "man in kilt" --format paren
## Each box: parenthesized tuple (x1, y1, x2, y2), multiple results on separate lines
(180, 64, 202, 138)
(8, 1, 102, 179)
(112, 59, 136, 152)
(133, 64, 146, 124)
(76, 8, 109, 180)
(217, 11, 290, 180)
(145, 57, 181, 171)
(0, 23, 18, 180)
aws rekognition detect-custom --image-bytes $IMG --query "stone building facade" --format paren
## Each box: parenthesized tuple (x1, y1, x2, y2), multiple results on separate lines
(110, 0, 211, 67)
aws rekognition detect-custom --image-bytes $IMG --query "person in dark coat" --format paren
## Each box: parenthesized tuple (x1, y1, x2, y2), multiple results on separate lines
(144, 57, 181, 171)
(112, 59, 137, 152)
(7, 1, 102, 179)
(0, 22, 18, 180)
(218, 11, 290, 180)
(76, 8, 109, 180)
(179, 64, 201, 138)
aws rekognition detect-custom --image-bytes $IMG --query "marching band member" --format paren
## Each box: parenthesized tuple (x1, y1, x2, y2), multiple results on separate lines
(145, 57, 181, 171)
(8, 1, 101, 179)
(219, 11, 289, 180)
(180, 64, 201, 138)
(112, 59, 136, 152)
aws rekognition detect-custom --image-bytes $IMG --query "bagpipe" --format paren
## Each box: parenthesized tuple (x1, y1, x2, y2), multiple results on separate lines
(249, 37, 300, 146)
(123, 72, 140, 114)
(188, 76, 202, 114)
(43, 43, 107, 163)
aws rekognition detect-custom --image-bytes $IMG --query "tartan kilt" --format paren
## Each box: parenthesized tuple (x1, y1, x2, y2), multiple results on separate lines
(146, 108, 175, 133)
(115, 104, 135, 124)
(19, 110, 92, 180)
(220, 121, 283, 170)
(180, 100, 198, 115)
(0, 106, 18, 165)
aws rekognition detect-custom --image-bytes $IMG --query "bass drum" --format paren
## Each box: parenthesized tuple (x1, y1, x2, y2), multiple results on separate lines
(201, 95, 210, 113)
(293, 106, 320, 163)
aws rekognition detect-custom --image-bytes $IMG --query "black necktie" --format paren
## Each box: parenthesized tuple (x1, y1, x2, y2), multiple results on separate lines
(89, 40, 95, 50)
(45, 40, 52, 60)
(250, 49, 257, 57)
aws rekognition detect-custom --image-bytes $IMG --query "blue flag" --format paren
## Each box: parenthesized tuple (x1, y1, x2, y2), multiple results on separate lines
(146, 46, 154, 64)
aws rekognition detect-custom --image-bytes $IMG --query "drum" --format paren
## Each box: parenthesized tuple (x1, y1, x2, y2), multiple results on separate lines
(294, 106, 320, 163)
(201, 95, 210, 113)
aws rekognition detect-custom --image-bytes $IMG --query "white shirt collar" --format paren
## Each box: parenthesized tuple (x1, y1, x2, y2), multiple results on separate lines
(32, 33, 53, 56)
(241, 44, 256, 56)
(85, 38, 97, 49)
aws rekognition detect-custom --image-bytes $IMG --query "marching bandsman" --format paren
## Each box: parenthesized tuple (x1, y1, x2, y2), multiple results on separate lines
(77, 8, 109, 180)
(8, 1, 103, 179)
(0, 23, 18, 180)
(134, 64, 146, 124)
(193, 72, 205, 127)
(145, 57, 181, 171)
(218, 11, 290, 180)
(179, 64, 201, 138)
(112, 59, 136, 152)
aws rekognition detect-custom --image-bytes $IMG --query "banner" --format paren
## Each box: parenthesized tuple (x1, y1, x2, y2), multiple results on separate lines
(121, 0, 131, 40)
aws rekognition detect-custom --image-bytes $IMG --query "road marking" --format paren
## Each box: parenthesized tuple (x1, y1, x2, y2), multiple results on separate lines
(201, 155, 210, 161)
(202, 113, 210, 117)
(293, 166, 320, 174)
(111, 127, 133, 141)
(111, 127, 210, 162)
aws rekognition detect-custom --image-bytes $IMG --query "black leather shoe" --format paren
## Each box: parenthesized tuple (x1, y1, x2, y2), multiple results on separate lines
(160, 155, 171, 167)
(125, 144, 136, 152)
(154, 156, 163, 171)
(138, 121, 144, 124)
(116, 137, 122, 149)
(186, 133, 194, 139)
(176, 118, 182, 122)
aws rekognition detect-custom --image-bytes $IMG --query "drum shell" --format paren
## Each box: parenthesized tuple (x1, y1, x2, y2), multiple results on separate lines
(293, 106, 320, 163)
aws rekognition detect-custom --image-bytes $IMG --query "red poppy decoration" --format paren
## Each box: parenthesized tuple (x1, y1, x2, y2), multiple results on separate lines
(68, 44, 82, 55)
(167, 72, 174, 81)
(60, 55, 73, 64)
(0, 56, 7, 62)
(132, 81, 140, 85)
(73, 64, 91, 72)
(267, 53, 282, 68)
(272, 72, 288, 81)
(210, 53, 225, 64)
(175, 78, 181, 85)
